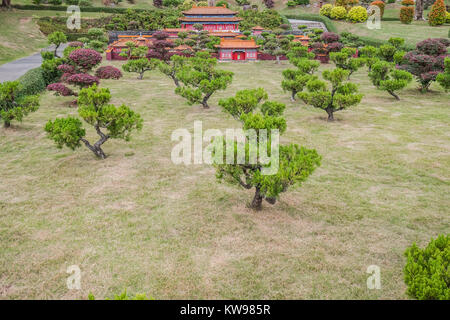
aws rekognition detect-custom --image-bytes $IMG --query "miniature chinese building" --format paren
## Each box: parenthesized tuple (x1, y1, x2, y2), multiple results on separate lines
(251, 26, 265, 36)
(106, 34, 152, 60)
(292, 35, 311, 46)
(215, 39, 259, 61)
(180, 5, 242, 32)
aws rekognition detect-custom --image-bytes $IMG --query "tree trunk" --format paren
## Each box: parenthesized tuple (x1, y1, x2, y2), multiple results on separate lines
(326, 108, 334, 121)
(415, 0, 424, 20)
(3, 120, 11, 128)
(291, 91, 296, 101)
(54, 44, 60, 58)
(171, 75, 179, 87)
(139, 72, 144, 80)
(250, 187, 263, 210)
(388, 90, 400, 100)
(275, 55, 280, 64)
(81, 138, 107, 159)
(201, 93, 212, 109)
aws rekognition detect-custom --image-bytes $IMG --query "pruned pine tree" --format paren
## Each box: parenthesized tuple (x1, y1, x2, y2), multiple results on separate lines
(369, 61, 413, 100)
(158, 54, 187, 87)
(282, 44, 320, 101)
(45, 84, 142, 159)
(216, 88, 321, 210)
(175, 52, 233, 108)
(298, 68, 363, 121)
(0, 81, 39, 128)
(122, 58, 159, 80)
(329, 47, 365, 79)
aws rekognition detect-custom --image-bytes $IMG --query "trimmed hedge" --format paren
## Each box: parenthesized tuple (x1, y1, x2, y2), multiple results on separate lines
(358, 36, 415, 50)
(66, 33, 90, 41)
(11, 4, 150, 13)
(17, 67, 47, 97)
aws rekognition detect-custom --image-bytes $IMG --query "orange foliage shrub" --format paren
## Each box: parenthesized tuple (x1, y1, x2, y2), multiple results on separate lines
(370, 1, 386, 18)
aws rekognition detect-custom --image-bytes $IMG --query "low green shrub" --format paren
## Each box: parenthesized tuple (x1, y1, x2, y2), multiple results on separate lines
(404, 235, 450, 300)
(78, 0, 93, 6)
(17, 68, 47, 97)
(88, 290, 153, 300)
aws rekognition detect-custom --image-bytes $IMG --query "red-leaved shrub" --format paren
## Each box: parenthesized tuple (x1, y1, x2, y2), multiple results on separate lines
(47, 83, 74, 96)
(67, 73, 100, 88)
(327, 42, 344, 52)
(68, 49, 102, 72)
(399, 38, 450, 91)
(321, 32, 340, 44)
(57, 64, 76, 74)
(95, 66, 123, 80)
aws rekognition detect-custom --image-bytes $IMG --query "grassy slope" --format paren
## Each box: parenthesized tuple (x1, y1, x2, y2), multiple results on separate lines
(0, 60, 448, 299)
(0, 9, 109, 65)
(0, 10, 48, 65)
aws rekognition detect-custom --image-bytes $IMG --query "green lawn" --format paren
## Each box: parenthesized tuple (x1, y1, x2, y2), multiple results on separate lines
(0, 60, 448, 299)
(334, 19, 449, 48)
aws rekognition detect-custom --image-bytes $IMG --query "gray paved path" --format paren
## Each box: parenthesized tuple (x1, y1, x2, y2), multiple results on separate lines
(0, 44, 67, 83)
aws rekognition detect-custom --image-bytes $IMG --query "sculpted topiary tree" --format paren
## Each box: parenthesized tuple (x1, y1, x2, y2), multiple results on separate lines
(399, 38, 449, 92)
(158, 54, 187, 87)
(216, 88, 321, 210)
(84, 28, 109, 53)
(369, 61, 413, 100)
(119, 42, 149, 59)
(330, 47, 365, 79)
(282, 45, 320, 101)
(175, 52, 233, 108)
(262, 33, 291, 64)
(298, 68, 363, 121)
(359, 45, 378, 71)
(183, 24, 216, 53)
(122, 58, 159, 80)
(45, 84, 143, 159)
(377, 44, 398, 62)
(147, 31, 174, 62)
(48, 31, 67, 58)
(0, 81, 39, 128)
(436, 57, 450, 91)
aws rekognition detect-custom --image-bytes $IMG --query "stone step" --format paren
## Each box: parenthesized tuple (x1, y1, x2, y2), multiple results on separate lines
(288, 19, 328, 32)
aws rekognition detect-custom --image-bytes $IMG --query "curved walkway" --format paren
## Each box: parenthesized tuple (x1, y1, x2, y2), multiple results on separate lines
(0, 44, 67, 83)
